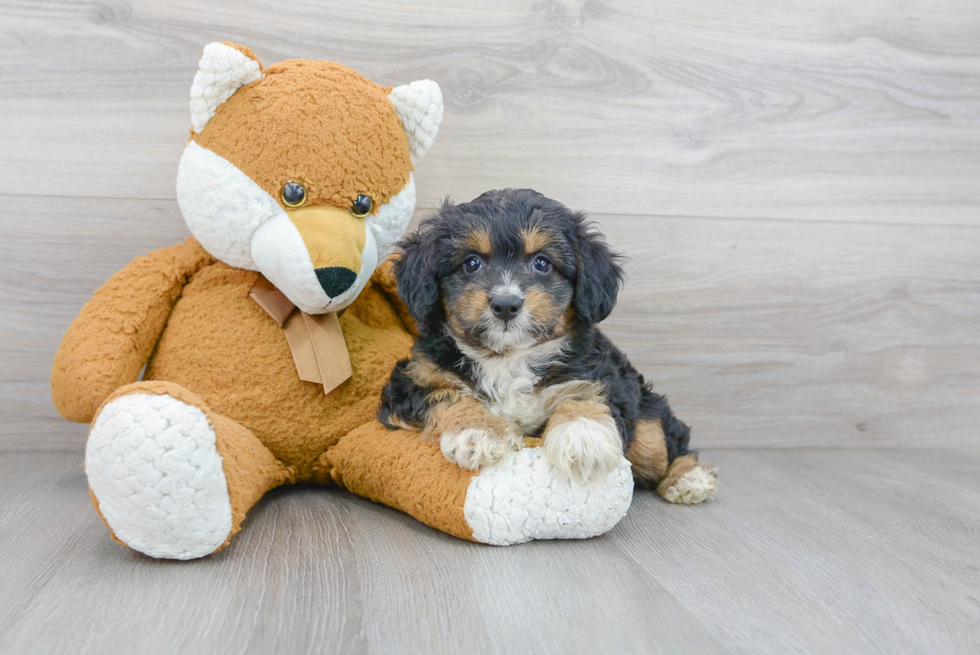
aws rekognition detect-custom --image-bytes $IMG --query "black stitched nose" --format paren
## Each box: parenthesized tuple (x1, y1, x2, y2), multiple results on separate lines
(490, 295, 523, 322)
(315, 267, 357, 298)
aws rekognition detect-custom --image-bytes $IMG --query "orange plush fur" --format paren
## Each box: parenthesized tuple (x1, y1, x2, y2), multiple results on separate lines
(51, 44, 480, 557)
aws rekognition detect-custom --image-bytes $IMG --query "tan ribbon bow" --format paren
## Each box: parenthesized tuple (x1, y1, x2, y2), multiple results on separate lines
(249, 275, 352, 395)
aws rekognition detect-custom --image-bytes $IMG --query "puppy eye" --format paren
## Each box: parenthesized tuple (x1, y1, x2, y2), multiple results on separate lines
(350, 194, 373, 218)
(281, 182, 308, 208)
(463, 255, 483, 274)
(531, 255, 553, 274)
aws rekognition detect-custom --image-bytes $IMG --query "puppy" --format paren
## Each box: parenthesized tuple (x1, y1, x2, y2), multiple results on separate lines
(379, 189, 717, 504)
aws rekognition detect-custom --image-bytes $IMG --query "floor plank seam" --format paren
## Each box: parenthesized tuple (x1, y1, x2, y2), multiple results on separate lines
(4, 194, 980, 232)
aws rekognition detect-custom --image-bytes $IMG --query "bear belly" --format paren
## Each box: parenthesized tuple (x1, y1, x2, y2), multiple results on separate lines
(144, 262, 413, 479)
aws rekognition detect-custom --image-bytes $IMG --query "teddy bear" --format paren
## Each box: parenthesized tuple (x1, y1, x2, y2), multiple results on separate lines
(50, 43, 634, 560)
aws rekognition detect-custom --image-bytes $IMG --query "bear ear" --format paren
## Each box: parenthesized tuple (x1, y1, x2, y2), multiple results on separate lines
(189, 42, 263, 133)
(389, 80, 444, 163)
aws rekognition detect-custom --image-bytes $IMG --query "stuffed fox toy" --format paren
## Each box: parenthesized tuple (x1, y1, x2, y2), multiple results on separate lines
(50, 43, 634, 560)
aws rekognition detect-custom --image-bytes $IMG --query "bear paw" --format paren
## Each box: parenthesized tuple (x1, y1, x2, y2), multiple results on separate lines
(86, 393, 233, 559)
(463, 447, 634, 545)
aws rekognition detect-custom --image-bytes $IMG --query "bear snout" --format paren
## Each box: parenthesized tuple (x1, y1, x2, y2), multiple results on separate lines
(315, 267, 357, 297)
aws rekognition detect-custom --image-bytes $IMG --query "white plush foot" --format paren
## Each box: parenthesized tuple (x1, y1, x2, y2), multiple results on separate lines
(86, 393, 233, 560)
(440, 427, 521, 470)
(464, 447, 634, 545)
(543, 415, 623, 483)
(661, 464, 719, 504)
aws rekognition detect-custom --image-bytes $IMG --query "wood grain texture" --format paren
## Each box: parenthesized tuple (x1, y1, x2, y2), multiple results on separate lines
(4, 195, 978, 449)
(0, 0, 979, 223)
(1, 449, 977, 654)
(3, 3, 979, 653)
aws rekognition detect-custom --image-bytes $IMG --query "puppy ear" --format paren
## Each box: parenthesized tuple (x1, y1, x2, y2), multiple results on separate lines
(393, 229, 440, 328)
(574, 221, 624, 324)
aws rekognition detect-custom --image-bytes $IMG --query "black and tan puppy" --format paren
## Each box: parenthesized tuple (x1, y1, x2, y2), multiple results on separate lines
(379, 189, 717, 503)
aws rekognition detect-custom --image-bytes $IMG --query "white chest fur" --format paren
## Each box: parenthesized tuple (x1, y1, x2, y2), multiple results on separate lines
(456, 339, 577, 434)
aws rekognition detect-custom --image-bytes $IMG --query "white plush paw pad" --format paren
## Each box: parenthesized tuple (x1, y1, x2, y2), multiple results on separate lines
(86, 393, 233, 560)
(464, 447, 633, 545)
(662, 464, 719, 505)
(543, 416, 624, 483)
(440, 427, 520, 470)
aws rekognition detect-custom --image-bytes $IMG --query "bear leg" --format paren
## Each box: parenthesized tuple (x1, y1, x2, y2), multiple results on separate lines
(317, 422, 634, 545)
(86, 381, 292, 559)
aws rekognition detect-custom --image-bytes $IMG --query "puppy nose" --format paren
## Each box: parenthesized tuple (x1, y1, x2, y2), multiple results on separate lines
(315, 267, 357, 298)
(490, 295, 523, 322)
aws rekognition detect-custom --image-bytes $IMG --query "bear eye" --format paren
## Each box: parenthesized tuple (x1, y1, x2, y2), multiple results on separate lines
(531, 255, 553, 274)
(463, 255, 483, 274)
(281, 181, 307, 208)
(350, 195, 373, 218)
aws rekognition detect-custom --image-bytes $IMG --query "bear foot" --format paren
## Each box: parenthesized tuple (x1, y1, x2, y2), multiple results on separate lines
(86, 392, 234, 560)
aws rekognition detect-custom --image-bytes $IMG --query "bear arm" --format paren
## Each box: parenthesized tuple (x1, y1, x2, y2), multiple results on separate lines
(321, 424, 635, 546)
(51, 238, 215, 423)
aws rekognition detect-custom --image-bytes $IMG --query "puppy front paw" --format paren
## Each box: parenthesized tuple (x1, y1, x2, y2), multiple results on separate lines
(440, 427, 521, 470)
(543, 414, 623, 483)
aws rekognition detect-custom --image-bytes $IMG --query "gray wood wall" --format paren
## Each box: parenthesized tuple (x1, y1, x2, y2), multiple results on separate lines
(2, 0, 979, 450)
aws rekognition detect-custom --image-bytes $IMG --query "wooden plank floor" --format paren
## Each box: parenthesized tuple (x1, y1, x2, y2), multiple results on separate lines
(0, 448, 977, 654)
(2, 1, 979, 653)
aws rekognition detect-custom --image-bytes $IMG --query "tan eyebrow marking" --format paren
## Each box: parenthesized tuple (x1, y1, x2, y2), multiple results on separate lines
(522, 226, 554, 256)
(463, 228, 492, 255)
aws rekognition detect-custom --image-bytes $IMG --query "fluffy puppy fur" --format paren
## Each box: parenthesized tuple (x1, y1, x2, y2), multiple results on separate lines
(379, 189, 717, 503)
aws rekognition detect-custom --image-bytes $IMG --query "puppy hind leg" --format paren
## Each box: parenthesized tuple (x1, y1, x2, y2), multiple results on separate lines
(656, 455, 718, 504)
(625, 419, 670, 486)
(626, 418, 718, 504)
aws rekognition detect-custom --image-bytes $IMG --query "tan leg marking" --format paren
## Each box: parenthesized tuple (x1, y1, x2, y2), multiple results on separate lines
(380, 354, 468, 431)
(423, 394, 508, 439)
(406, 354, 466, 390)
(426, 395, 521, 470)
(626, 419, 669, 484)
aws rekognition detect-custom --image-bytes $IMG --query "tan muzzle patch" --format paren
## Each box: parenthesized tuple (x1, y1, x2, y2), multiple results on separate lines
(287, 205, 366, 275)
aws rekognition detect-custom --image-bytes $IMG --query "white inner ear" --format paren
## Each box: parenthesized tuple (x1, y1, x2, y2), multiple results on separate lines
(190, 42, 263, 133)
(389, 80, 444, 163)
